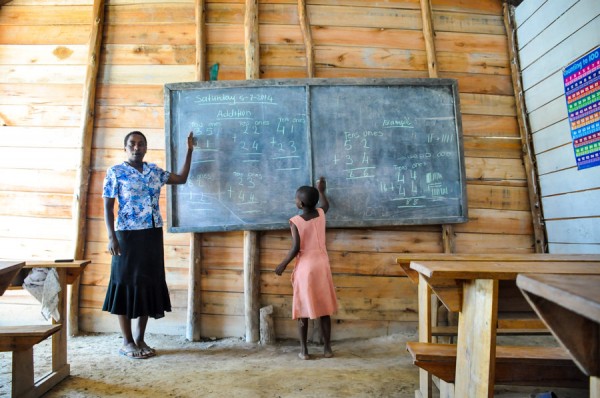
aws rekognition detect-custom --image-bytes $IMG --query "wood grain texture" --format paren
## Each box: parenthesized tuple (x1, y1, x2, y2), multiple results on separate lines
(0, 0, 541, 340)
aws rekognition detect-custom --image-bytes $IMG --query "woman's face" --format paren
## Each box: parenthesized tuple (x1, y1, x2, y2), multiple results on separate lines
(125, 134, 147, 163)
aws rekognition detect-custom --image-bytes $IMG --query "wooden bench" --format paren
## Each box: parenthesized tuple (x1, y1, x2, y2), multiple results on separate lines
(397, 254, 555, 335)
(431, 325, 549, 337)
(0, 260, 89, 397)
(406, 342, 588, 389)
(0, 324, 63, 398)
(403, 254, 600, 397)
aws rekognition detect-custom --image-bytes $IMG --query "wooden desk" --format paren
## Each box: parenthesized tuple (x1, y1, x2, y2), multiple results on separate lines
(0, 261, 25, 296)
(409, 258, 600, 397)
(17, 260, 90, 396)
(518, 273, 600, 398)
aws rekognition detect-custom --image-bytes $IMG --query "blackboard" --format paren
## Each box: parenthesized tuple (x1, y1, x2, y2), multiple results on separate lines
(165, 78, 467, 233)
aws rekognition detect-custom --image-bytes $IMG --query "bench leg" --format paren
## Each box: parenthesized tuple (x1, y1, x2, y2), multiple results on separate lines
(592, 376, 599, 398)
(417, 274, 433, 398)
(439, 380, 454, 398)
(12, 348, 35, 398)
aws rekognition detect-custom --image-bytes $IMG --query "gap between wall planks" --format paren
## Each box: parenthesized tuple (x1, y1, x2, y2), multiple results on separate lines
(0, 0, 534, 341)
(503, 3, 546, 254)
(243, 0, 260, 344)
(186, 0, 206, 343)
(69, 0, 105, 337)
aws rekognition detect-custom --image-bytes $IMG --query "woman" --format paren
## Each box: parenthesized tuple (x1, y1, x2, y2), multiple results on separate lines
(102, 130, 193, 359)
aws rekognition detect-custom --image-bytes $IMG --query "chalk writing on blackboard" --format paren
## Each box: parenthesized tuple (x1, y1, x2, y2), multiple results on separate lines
(165, 79, 467, 232)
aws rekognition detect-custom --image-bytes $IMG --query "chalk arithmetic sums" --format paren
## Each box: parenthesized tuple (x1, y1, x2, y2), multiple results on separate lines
(165, 79, 467, 232)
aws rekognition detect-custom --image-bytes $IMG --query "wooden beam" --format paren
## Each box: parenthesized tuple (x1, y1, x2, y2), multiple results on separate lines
(70, 0, 105, 336)
(297, 0, 315, 78)
(187, 233, 203, 341)
(186, 0, 207, 342)
(503, 4, 546, 253)
(244, 0, 260, 80)
(419, 2, 456, 394)
(0, 0, 12, 6)
(195, 0, 206, 81)
(419, 0, 456, 256)
(244, 230, 260, 343)
(243, 0, 261, 343)
(419, 0, 438, 78)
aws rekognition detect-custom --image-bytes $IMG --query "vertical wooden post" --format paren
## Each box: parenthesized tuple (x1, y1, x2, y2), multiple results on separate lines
(186, 0, 207, 342)
(503, 4, 546, 253)
(243, 0, 261, 343)
(244, 230, 260, 342)
(195, 0, 206, 82)
(69, 0, 105, 336)
(418, 1, 455, 395)
(244, 0, 260, 80)
(297, 0, 315, 78)
(298, 0, 322, 342)
(187, 233, 203, 341)
(418, 0, 456, 254)
(419, 0, 438, 78)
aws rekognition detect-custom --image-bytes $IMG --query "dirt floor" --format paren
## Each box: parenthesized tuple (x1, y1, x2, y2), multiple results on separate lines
(0, 330, 591, 398)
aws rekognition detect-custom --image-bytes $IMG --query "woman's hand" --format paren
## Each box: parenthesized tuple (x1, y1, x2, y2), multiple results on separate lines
(187, 131, 194, 152)
(107, 235, 121, 256)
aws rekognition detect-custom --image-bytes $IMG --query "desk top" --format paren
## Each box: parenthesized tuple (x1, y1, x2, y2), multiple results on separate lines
(0, 261, 25, 296)
(24, 260, 90, 269)
(397, 253, 600, 265)
(517, 273, 600, 323)
(410, 260, 600, 280)
(25, 260, 90, 285)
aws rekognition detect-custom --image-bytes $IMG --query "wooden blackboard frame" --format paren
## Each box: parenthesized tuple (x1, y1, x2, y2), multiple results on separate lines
(165, 78, 468, 233)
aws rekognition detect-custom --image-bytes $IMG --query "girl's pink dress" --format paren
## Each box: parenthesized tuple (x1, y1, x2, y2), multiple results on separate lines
(290, 208, 338, 319)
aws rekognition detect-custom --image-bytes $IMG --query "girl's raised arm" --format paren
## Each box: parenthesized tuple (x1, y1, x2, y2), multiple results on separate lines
(316, 176, 329, 214)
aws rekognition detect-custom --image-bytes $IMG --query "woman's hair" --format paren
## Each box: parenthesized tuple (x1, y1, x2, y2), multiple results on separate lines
(296, 186, 319, 208)
(123, 131, 147, 147)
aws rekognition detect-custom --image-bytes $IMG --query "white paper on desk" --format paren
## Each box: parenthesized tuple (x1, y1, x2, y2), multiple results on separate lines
(22, 267, 61, 322)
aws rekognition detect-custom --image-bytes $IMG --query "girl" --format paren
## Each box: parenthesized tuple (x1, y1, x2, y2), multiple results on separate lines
(275, 177, 338, 359)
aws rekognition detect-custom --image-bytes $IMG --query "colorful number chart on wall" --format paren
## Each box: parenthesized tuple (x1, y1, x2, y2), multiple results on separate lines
(563, 46, 600, 170)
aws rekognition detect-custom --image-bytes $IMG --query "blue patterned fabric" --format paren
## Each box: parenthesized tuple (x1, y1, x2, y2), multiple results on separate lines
(102, 162, 170, 231)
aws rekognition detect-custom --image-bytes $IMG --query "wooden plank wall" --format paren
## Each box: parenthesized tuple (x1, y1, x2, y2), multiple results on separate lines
(514, 0, 600, 254)
(0, 0, 535, 339)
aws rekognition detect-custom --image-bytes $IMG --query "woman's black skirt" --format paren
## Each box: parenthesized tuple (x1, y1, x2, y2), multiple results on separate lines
(102, 227, 172, 319)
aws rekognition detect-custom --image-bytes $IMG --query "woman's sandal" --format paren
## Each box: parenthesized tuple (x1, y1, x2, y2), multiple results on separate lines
(119, 343, 148, 359)
(137, 342, 156, 357)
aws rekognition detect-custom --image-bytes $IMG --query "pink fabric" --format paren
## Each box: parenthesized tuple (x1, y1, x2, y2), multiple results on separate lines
(290, 208, 338, 319)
